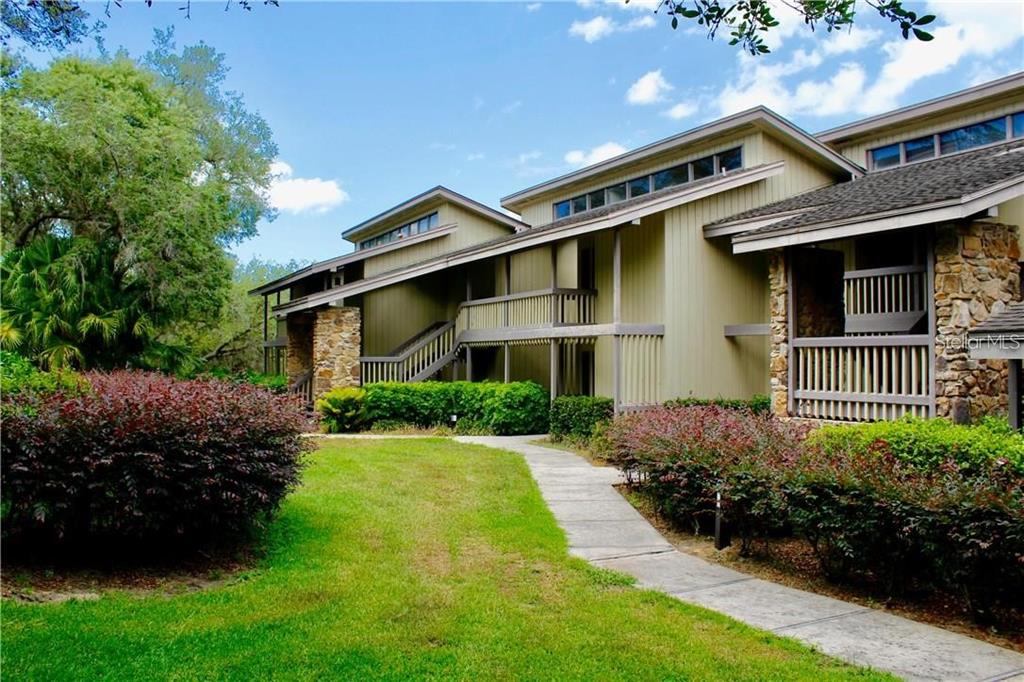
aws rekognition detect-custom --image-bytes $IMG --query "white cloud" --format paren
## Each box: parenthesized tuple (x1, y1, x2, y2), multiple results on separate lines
(569, 15, 616, 42)
(663, 101, 697, 120)
(429, 141, 456, 151)
(564, 141, 627, 167)
(502, 100, 523, 114)
(472, 95, 484, 110)
(466, 152, 485, 161)
(626, 69, 673, 105)
(820, 27, 883, 55)
(268, 161, 348, 215)
(709, 0, 1023, 120)
(517, 150, 542, 164)
(568, 13, 656, 42)
(526, 2, 542, 11)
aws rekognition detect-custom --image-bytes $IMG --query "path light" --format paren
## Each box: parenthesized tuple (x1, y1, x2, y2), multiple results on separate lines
(715, 491, 731, 550)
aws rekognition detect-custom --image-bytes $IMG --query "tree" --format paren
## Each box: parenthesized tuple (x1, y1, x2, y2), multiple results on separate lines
(647, 0, 935, 54)
(0, 50, 276, 370)
(172, 257, 304, 372)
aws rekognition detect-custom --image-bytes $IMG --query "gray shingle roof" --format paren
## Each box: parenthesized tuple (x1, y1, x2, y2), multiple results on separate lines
(712, 139, 1024, 237)
(970, 302, 1024, 336)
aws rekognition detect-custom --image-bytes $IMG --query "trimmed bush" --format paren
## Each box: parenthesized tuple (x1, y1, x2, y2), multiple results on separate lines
(317, 386, 367, 433)
(808, 415, 1024, 474)
(600, 406, 1024, 621)
(549, 395, 614, 443)
(663, 394, 771, 414)
(2, 371, 310, 545)
(200, 367, 289, 393)
(356, 381, 548, 435)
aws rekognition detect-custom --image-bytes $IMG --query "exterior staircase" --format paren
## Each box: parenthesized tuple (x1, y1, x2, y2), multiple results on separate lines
(360, 321, 458, 384)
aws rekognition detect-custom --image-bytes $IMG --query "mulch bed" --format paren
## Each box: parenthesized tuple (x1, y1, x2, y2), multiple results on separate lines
(617, 484, 1024, 654)
(2, 540, 260, 603)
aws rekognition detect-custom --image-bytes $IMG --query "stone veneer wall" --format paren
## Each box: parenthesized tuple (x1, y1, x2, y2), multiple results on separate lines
(767, 250, 789, 418)
(312, 306, 361, 399)
(933, 222, 1020, 423)
(285, 313, 313, 386)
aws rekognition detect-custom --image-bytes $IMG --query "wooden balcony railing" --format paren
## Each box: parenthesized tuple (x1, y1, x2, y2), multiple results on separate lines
(455, 288, 596, 335)
(844, 265, 926, 316)
(619, 333, 663, 408)
(792, 335, 931, 421)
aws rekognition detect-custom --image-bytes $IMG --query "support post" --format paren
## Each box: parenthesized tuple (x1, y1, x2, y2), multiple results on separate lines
(550, 339, 559, 400)
(613, 228, 622, 414)
(925, 229, 937, 418)
(551, 243, 559, 325)
(504, 255, 511, 327)
(785, 248, 795, 416)
(503, 343, 510, 383)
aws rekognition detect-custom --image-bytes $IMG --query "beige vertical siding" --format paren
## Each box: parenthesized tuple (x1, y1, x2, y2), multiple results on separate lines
(659, 134, 839, 401)
(362, 202, 512, 277)
(834, 96, 1024, 166)
(516, 132, 760, 227)
(510, 245, 553, 292)
(361, 274, 456, 355)
(998, 196, 1024, 254)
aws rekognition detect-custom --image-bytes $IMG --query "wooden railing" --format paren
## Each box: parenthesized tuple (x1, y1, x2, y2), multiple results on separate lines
(792, 335, 931, 421)
(619, 333, 663, 408)
(455, 288, 596, 335)
(289, 370, 314, 405)
(844, 265, 926, 316)
(361, 321, 456, 384)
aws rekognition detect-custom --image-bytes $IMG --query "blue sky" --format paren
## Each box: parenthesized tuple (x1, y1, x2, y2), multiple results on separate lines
(30, 1, 1024, 264)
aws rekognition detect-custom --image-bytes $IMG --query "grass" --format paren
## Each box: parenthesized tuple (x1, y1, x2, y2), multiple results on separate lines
(2, 439, 893, 680)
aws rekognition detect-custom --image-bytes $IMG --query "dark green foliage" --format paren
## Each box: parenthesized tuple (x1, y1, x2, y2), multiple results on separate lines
(663, 394, 771, 413)
(317, 387, 367, 434)
(355, 381, 549, 435)
(2, 371, 310, 546)
(653, 0, 935, 55)
(549, 395, 614, 443)
(199, 367, 288, 393)
(808, 416, 1024, 474)
(601, 407, 1024, 622)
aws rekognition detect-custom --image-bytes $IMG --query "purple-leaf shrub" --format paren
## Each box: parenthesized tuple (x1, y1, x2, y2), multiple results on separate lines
(2, 371, 311, 545)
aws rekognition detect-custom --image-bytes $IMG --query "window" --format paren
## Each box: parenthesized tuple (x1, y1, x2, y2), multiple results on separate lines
(358, 211, 441, 250)
(940, 118, 1006, 155)
(870, 143, 900, 170)
(868, 112, 1022, 170)
(653, 164, 688, 191)
(903, 135, 935, 163)
(548, 146, 742, 218)
(691, 155, 715, 180)
(628, 177, 650, 197)
(719, 147, 742, 172)
(607, 183, 627, 204)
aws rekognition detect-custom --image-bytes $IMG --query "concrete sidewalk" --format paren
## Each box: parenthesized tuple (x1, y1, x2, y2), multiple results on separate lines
(455, 435, 1024, 682)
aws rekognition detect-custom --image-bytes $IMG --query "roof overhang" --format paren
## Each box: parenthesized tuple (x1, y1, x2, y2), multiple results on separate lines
(274, 161, 784, 316)
(249, 223, 457, 296)
(500, 108, 861, 211)
(342, 186, 525, 243)
(730, 174, 1024, 254)
(817, 72, 1024, 145)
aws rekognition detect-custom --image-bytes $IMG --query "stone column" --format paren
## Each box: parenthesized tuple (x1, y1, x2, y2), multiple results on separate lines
(767, 249, 789, 418)
(285, 313, 313, 386)
(933, 222, 1020, 422)
(312, 306, 362, 399)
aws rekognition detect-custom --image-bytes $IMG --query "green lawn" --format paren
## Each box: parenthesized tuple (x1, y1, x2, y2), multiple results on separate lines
(2, 439, 891, 680)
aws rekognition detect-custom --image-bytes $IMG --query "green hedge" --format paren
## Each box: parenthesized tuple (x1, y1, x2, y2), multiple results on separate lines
(318, 381, 549, 435)
(664, 394, 771, 414)
(549, 395, 614, 443)
(0, 351, 82, 396)
(808, 415, 1024, 474)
